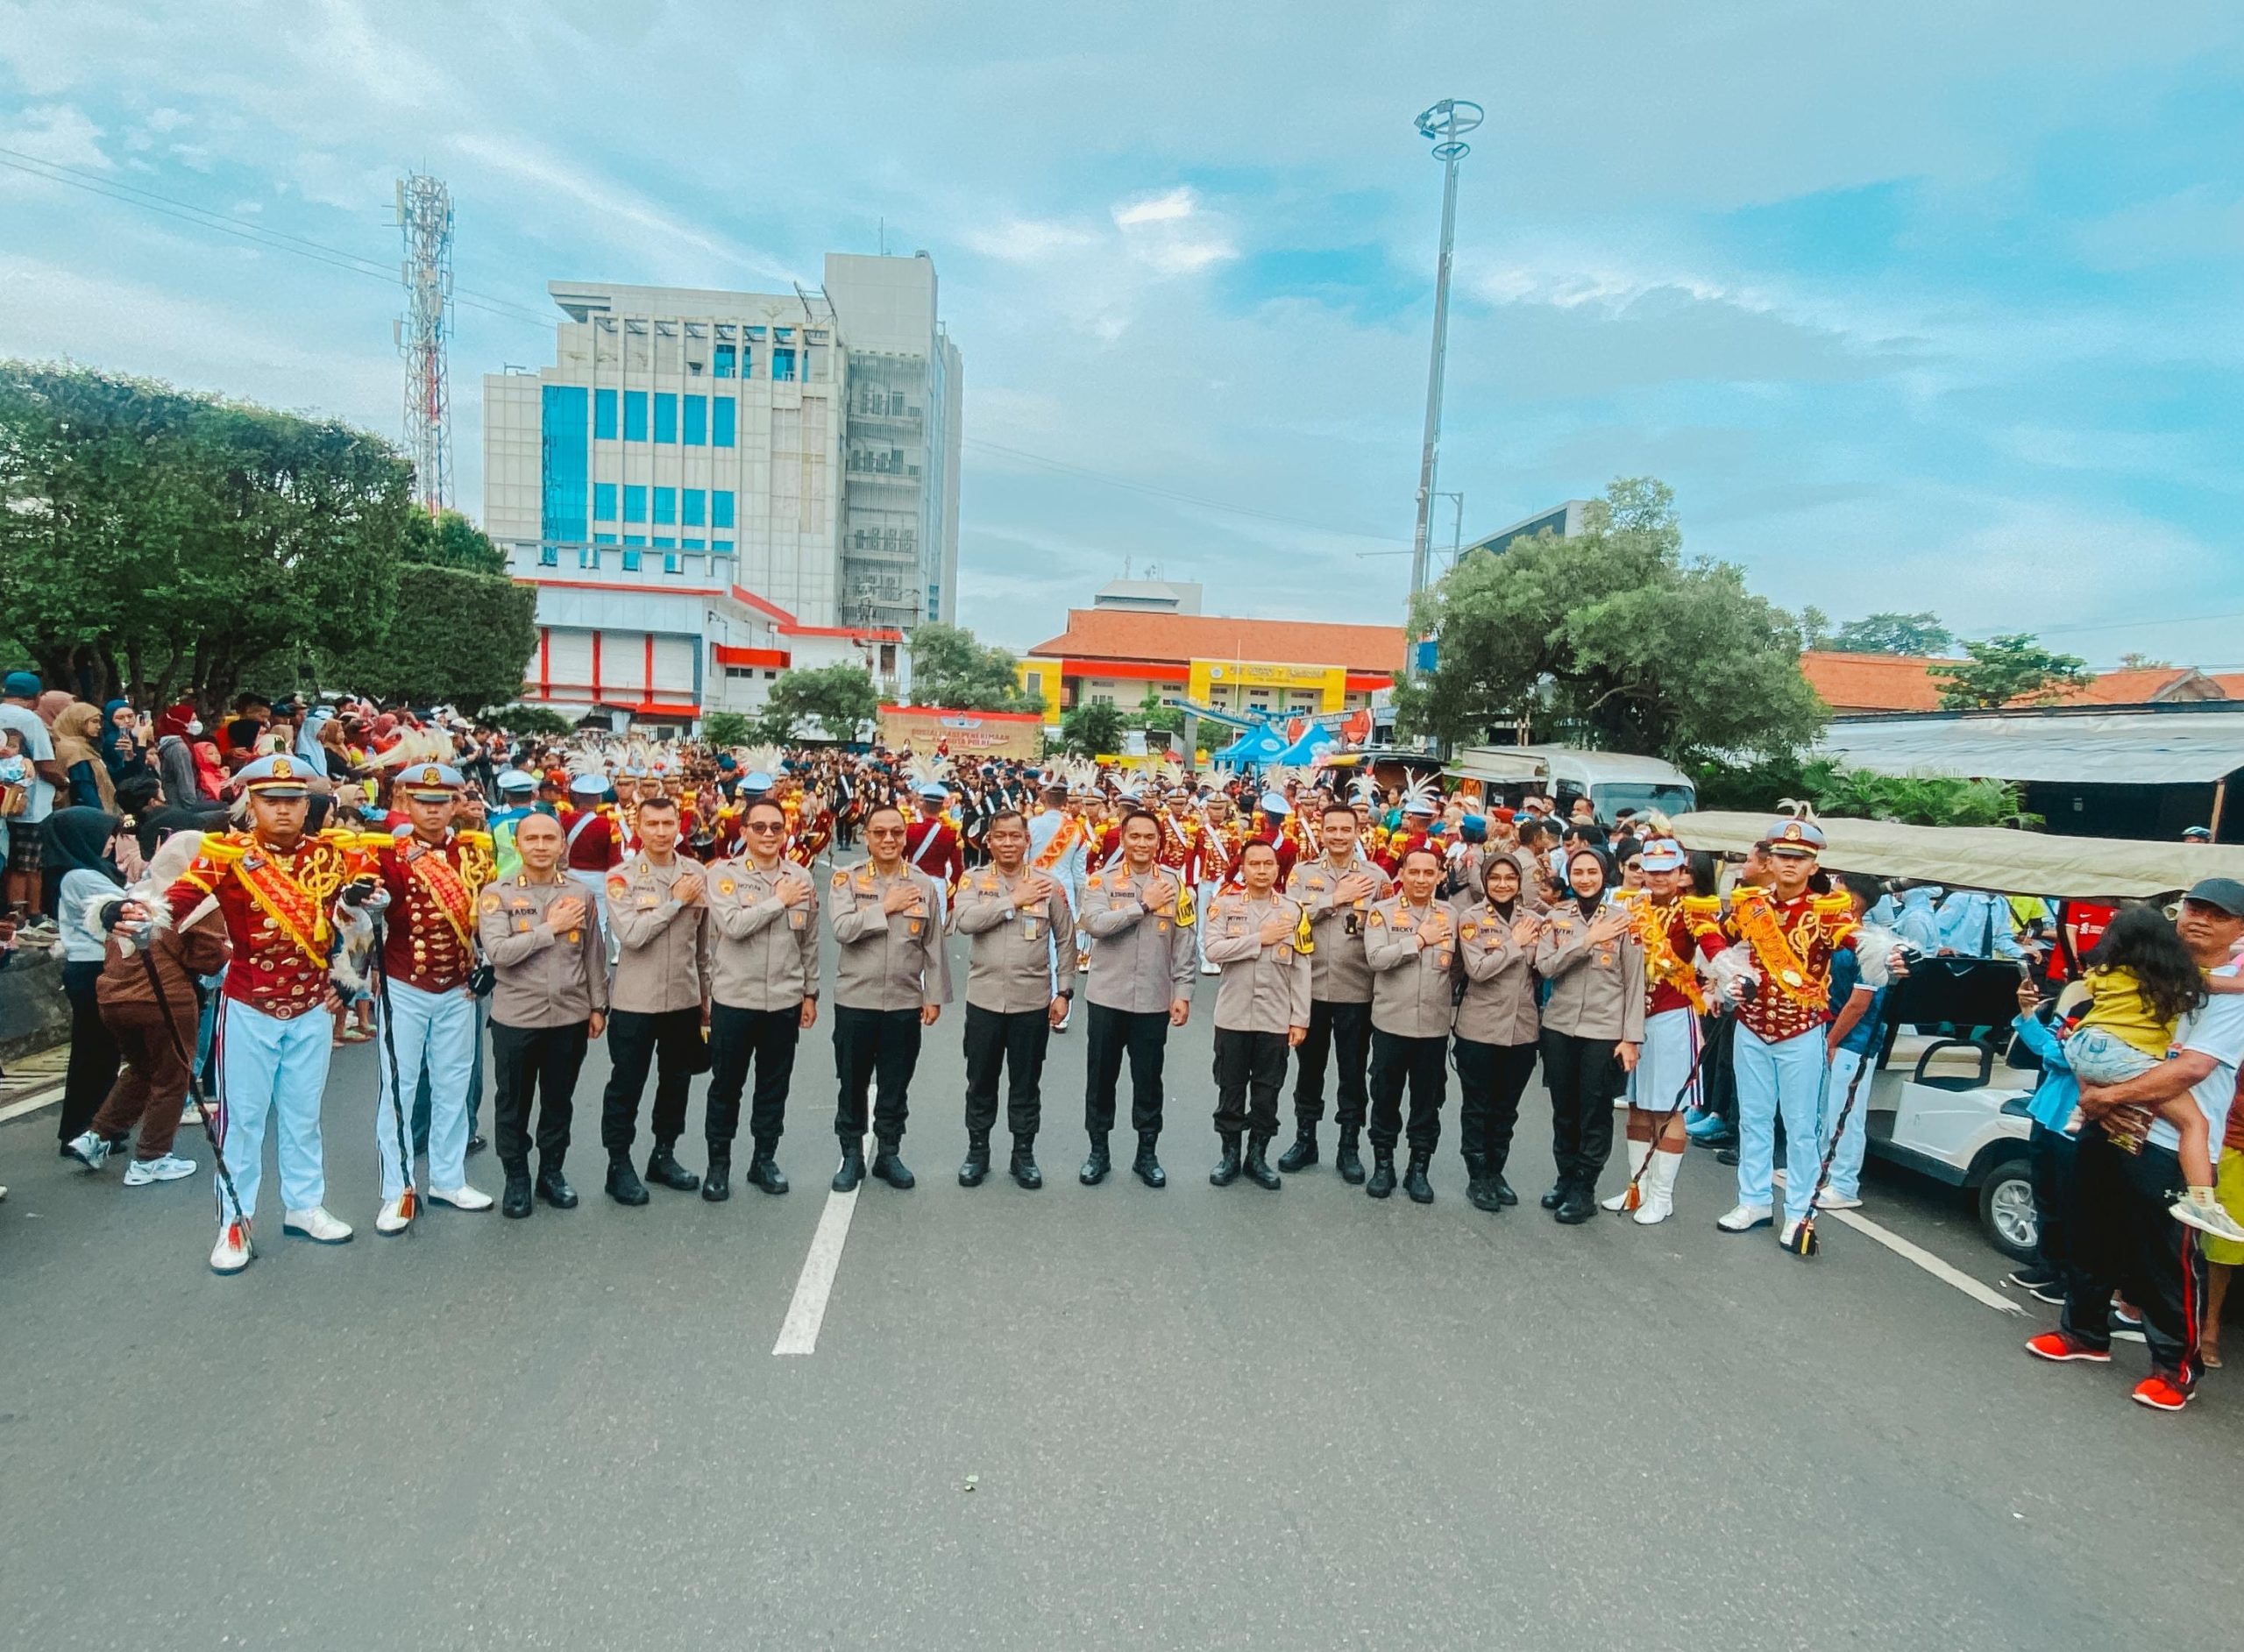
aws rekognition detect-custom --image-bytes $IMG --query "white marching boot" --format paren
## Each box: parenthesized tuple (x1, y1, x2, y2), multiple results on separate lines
(1601, 1142, 1646, 1212)
(1632, 1148, 1683, 1225)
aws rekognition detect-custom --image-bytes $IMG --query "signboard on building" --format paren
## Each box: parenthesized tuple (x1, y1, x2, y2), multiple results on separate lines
(877, 703, 1046, 760)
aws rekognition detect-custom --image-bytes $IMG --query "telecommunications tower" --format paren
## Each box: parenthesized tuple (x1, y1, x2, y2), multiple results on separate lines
(394, 173, 455, 514)
(1404, 98, 1482, 676)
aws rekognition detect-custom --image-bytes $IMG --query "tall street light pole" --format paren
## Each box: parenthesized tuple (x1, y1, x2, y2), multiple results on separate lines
(1405, 98, 1483, 678)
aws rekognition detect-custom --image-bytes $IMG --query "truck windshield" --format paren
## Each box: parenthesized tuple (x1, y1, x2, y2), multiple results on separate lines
(1591, 783, 1697, 821)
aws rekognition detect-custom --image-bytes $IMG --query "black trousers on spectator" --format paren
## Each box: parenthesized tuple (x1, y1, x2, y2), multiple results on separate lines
(1212, 1027, 1287, 1139)
(1700, 1012, 1739, 1125)
(707, 1003, 801, 1145)
(962, 1003, 1050, 1139)
(1367, 1029, 1447, 1153)
(1291, 997, 1372, 1129)
(59, 959, 120, 1145)
(1452, 1037, 1538, 1173)
(1541, 1029, 1620, 1193)
(599, 1006, 703, 1152)
(833, 1004, 920, 1145)
(2062, 1126, 2207, 1384)
(2028, 1121, 2079, 1285)
(490, 1019, 589, 1171)
(1083, 1003, 1169, 1138)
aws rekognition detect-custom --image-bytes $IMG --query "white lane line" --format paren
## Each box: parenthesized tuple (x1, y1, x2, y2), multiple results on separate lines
(1821, 1206, 2027, 1316)
(0, 1083, 64, 1125)
(773, 1132, 870, 1356)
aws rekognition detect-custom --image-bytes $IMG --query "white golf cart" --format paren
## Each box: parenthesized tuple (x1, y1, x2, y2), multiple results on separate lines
(1672, 813, 2244, 1260)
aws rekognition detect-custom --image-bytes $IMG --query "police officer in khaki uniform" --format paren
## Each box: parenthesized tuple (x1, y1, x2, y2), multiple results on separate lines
(1362, 845, 1458, 1204)
(598, 792, 712, 1205)
(950, 808, 1077, 1190)
(827, 802, 950, 1192)
(1452, 853, 1544, 1212)
(1077, 809, 1198, 1188)
(478, 812, 609, 1218)
(1203, 840, 1312, 1189)
(703, 796, 820, 1202)
(1534, 847, 1644, 1224)
(1280, 800, 1393, 1182)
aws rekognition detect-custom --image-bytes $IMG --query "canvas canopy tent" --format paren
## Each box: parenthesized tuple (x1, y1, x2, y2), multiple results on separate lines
(1819, 707, 2244, 786)
(1274, 725, 1335, 764)
(1211, 724, 1289, 767)
(1669, 812, 2244, 900)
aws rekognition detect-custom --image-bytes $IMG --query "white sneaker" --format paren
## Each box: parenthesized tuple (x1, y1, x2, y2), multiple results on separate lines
(428, 1183, 494, 1212)
(1716, 1202, 1772, 1233)
(2173, 1195, 2244, 1244)
(64, 1131, 110, 1172)
(1779, 1216, 1807, 1249)
(282, 1206, 353, 1244)
(124, 1153, 196, 1186)
(374, 1194, 416, 1236)
(209, 1222, 252, 1274)
(1815, 1189, 1864, 1211)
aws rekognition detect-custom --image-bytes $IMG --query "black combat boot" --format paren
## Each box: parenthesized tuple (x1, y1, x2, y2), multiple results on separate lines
(1132, 1131, 1167, 1189)
(1335, 1126, 1366, 1186)
(832, 1140, 866, 1193)
(1276, 1122, 1319, 1173)
(959, 1130, 991, 1188)
(700, 1144, 731, 1202)
(1462, 1150, 1489, 1206)
(1010, 1136, 1042, 1190)
(1243, 1134, 1282, 1190)
(1403, 1149, 1435, 1205)
(1366, 1148, 1396, 1199)
(745, 1138, 789, 1195)
(645, 1138, 700, 1193)
(501, 1164, 533, 1219)
(1493, 1172, 1518, 1207)
(1079, 1134, 1111, 1186)
(871, 1139, 915, 1189)
(606, 1152, 650, 1206)
(1209, 1133, 1242, 1187)
(535, 1160, 578, 1209)
(1555, 1184, 1596, 1224)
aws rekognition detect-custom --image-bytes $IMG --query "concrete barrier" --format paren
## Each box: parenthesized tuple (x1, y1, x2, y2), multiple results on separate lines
(1, 947, 73, 1065)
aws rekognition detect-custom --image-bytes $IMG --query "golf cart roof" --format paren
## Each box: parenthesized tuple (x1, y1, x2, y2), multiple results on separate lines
(1668, 812, 2244, 900)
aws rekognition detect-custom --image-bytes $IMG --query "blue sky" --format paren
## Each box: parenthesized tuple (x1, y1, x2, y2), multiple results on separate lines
(2, 1, 2240, 663)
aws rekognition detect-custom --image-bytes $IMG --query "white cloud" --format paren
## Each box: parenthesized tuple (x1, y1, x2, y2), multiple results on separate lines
(1111, 185, 1236, 275)
(0, 103, 111, 169)
(1112, 188, 1197, 228)
(962, 216, 1098, 262)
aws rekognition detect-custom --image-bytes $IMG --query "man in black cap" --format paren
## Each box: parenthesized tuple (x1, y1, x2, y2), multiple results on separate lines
(2028, 877, 2244, 1411)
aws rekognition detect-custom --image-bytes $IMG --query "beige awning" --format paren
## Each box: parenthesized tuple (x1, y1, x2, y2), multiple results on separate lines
(1669, 812, 2244, 899)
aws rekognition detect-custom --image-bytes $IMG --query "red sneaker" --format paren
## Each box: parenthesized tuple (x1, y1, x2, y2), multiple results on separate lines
(2026, 1330, 2111, 1364)
(2132, 1374, 2194, 1412)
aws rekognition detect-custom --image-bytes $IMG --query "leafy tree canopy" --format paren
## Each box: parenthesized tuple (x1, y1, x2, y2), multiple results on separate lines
(757, 662, 879, 743)
(401, 507, 508, 575)
(907, 622, 1043, 713)
(491, 705, 575, 739)
(319, 562, 538, 717)
(1829, 611, 1956, 656)
(698, 709, 751, 748)
(1062, 700, 1126, 758)
(1928, 634, 2091, 710)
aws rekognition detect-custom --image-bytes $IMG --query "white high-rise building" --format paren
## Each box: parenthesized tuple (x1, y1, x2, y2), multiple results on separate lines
(480, 252, 959, 727)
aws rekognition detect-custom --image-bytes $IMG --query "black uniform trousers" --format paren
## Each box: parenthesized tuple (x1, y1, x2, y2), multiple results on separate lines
(59, 959, 120, 1145)
(1367, 1028, 1447, 1153)
(1083, 1003, 1169, 1138)
(2062, 1126, 2207, 1385)
(962, 1003, 1051, 1139)
(2028, 1120, 2080, 1286)
(706, 1003, 802, 1145)
(1540, 1029, 1620, 1193)
(833, 1004, 921, 1145)
(1452, 1037, 1539, 1173)
(1291, 997, 1372, 1129)
(599, 1006, 703, 1152)
(1212, 1027, 1287, 1139)
(490, 1019, 589, 1171)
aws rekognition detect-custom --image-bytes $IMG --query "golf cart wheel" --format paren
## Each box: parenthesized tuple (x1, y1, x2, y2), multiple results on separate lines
(1978, 1161, 2039, 1261)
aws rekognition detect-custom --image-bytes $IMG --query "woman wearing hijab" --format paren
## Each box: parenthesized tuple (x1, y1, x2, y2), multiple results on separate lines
(1531, 847, 1645, 1223)
(98, 699, 147, 784)
(1452, 854, 1544, 1213)
(48, 807, 127, 1152)
(53, 700, 116, 812)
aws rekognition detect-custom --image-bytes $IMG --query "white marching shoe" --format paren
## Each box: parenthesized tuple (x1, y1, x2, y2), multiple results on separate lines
(1601, 1146, 1645, 1212)
(428, 1183, 494, 1212)
(209, 1222, 253, 1274)
(1715, 1202, 1772, 1233)
(375, 1194, 417, 1236)
(283, 1206, 353, 1244)
(1632, 1149, 1682, 1225)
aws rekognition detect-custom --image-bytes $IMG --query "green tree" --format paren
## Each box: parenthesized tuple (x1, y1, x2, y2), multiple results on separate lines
(401, 507, 508, 575)
(1794, 605, 1835, 652)
(1829, 611, 1956, 656)
(699, 709, 751, 748)
(0, 362, 410, 711)
(320, 562, 537, 716)
(759, 662, 879, 741)
(907, 622, 1043, 712)
(1136, 687, 1185, 734)
(1809, 766, 2035, 828)
(1928, 634, 2091, 709)
(491, 705, 574, 739)
(1062, 700, 1126, 757)
(1397, 477, 1826, 764)
(2117, 651, 2174, 670)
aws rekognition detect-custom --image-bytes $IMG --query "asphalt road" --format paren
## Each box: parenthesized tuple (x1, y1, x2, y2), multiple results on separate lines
(4, 911, 2240, 1651)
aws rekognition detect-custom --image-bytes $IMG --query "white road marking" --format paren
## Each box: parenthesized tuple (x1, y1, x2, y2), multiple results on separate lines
(1820, 1206, 2027, 1316)
(0, 1083, 64, 1125)
(773, 1132, 870, 1356)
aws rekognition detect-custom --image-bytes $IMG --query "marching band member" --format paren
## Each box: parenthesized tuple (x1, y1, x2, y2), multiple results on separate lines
(1279, 792, 1393, 1181)
(1203, 840, 1311, 1190)
(1077, 808, 1197, 1189)
(1603, 836, 1718, 1225)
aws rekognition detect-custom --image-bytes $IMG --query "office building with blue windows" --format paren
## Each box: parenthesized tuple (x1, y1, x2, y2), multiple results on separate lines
(482, 252, 957, 727)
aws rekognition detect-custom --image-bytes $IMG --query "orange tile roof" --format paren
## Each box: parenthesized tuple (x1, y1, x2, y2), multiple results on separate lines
(1027, 609, 1409, 672)
(2047, 668, 2199, 705)
(1799, 651, 1953, 713)
(2211, 674, 2244, 699)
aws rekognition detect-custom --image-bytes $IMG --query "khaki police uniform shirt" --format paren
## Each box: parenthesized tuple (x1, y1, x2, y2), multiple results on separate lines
(951, 864, 1079, 1015)
(1362, 895, 1459, 1039)
(706, 854, 820, 1012)
(827, 861, 952, 1012)
(477, 873, 610, 1029)
(1453, 898, 1542, 1046)
(1533, 901, 1647, 1042)
(1284, 854, 1392, 1005)
(606, 852, 711, 1015)
(1203, 891, 1312, 1035)
(1080, 865, 1199, 1015)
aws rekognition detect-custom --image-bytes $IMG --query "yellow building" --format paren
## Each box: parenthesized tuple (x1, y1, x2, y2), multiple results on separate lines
(1020, 610, 1405, 727)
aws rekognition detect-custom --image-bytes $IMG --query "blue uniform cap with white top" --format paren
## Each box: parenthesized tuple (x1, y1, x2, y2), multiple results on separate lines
(400, 761, 465, 801)
(1765, 818, 1826, 856)
(742, 771, 774, 792)
(917, 780, 950, 800)
(567, 772, 609, 798)
(237, 753, 314, 798)
(495, 768, 537, 795)
(1639, 835, 1687, 872)
(1259, 790, 1290, 817)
